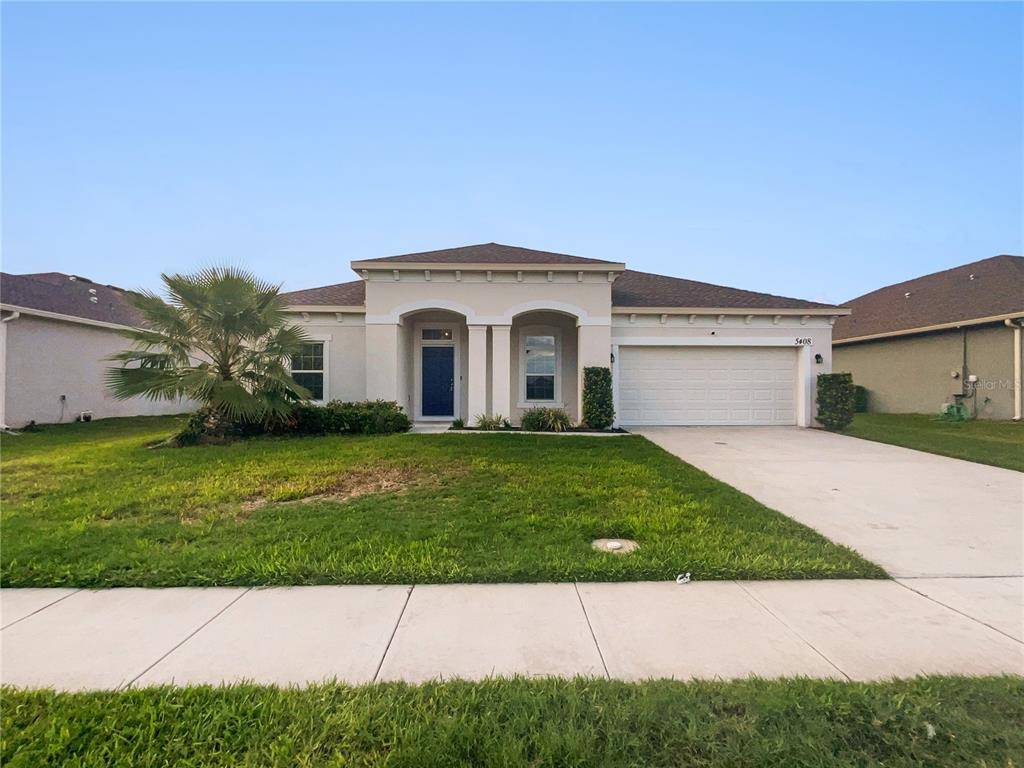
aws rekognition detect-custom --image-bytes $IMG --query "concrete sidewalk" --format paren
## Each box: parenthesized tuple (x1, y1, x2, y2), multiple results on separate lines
(2, 579, 1021, 691)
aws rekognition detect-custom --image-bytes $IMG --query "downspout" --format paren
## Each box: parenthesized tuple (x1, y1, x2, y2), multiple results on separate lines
(1006, 318, 1023, 421)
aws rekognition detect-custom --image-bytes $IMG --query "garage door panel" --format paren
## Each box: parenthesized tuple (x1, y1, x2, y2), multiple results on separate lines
(619, 346, 798, 426)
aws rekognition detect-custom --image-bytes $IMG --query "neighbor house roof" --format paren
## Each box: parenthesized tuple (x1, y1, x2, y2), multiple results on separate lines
(833, 255, 1024, 343)
(352, 242, 620, 266)
(611, 270, 840, 310)
(280, 279, 366, 307)
(1, 272, 143, 327)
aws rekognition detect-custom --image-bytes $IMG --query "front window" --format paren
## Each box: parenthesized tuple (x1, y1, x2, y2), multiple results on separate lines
(524, 333, 557, 401)
(291, 342, 324, 400)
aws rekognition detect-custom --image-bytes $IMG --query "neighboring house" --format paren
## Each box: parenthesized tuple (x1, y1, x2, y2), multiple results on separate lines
(833, 255, 1024, 421)
(281, 243, 847, 427)
(0, 272, 189, 427)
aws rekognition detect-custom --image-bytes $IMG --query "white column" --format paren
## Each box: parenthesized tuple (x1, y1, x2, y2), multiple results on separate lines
(467, 324, 488, 420)
(365, 323, 400, 403)
(576, 323, 611, 422)
(796, 345, 812, 428)
(491, 324, 512, 419)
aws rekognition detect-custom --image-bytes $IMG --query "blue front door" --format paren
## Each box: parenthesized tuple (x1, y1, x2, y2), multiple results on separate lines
(421, 346, 455, 417)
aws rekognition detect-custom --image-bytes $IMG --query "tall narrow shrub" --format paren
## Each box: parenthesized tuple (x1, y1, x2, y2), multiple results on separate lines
(582, 366, 615, 430)
(817, 373, 856, 431)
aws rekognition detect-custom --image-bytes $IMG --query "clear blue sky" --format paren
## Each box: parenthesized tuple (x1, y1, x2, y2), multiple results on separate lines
(3, 2, 1021, 303)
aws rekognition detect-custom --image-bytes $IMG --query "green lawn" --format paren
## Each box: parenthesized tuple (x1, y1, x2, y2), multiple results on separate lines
(0, 416, 882, 586)
(845, 413, 1023, 472)
(3, 677, 1022, 767)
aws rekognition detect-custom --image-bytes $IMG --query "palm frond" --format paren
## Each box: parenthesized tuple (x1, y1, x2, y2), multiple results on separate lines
(105, 366, 189, 401)
(107, 265, 310, 422)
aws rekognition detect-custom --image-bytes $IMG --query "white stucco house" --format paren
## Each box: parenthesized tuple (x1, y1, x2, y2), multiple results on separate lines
(0, 272, 189, 427)
(281, 243, 848, 427)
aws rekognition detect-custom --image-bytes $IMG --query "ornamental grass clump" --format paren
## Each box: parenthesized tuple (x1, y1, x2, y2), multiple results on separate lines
(520, 407, 573, 432)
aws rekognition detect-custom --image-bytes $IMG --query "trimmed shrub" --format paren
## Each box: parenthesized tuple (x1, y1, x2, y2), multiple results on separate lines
(817, 373, 856, 431)
(327, 400, 412, 435)
(520, 407, 573, 433)
(854, 385, 869, 414)
(290, 403, 344, 435)
(582, 366, 615, 430)
(450, 417, 465, 430)
(174, 400, 410, 444)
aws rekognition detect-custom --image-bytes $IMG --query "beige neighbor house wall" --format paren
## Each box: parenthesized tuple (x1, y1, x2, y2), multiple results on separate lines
(1, 314, 189, 427)
(833, 323, 1020, 420)
(611, 313, 834, 428)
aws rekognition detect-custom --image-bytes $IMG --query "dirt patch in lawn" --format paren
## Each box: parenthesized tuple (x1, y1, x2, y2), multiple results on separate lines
(251, 466, 420, 510)
(183, 463, 464, 524)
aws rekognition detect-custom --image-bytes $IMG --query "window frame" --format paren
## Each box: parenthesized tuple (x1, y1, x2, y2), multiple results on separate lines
(289, 338, 330, 403)
(518, 325, 562, 408)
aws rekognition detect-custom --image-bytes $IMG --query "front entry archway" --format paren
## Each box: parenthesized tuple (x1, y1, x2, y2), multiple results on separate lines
(407, 314, 465, 421)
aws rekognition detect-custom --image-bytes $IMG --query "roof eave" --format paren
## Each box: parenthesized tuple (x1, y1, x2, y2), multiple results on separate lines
(0, 303, 140, 332)
(285, 304, 366, 313)
(612, 305, 849, 316)
(834, 311, 1024, 345)
(351, 260, 625, 272)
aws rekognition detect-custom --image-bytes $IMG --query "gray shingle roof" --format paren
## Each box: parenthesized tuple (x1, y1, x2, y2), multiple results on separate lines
(280, 279, 366, 306)
(1, 272, 143, 327)
(833, 255, 1024, 341)
(280, 261, 838, 311)
(611, 270, 839, 310)
(355, 242, 619, 265)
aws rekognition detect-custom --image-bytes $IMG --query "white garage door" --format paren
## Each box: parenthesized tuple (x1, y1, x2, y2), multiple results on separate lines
(618, 346, 797, 426)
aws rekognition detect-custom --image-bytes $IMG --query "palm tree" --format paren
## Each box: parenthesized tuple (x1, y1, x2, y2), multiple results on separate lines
(106, 266, 312, 423)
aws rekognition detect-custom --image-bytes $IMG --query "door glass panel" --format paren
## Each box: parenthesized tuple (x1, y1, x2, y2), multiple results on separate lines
(422, 328, 453, 341)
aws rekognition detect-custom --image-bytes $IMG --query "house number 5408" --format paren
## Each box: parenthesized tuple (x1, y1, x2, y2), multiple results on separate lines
(795, 337, 812, 345)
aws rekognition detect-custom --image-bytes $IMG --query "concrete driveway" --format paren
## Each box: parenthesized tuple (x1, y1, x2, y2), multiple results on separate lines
(634, 427, 1023, 579)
